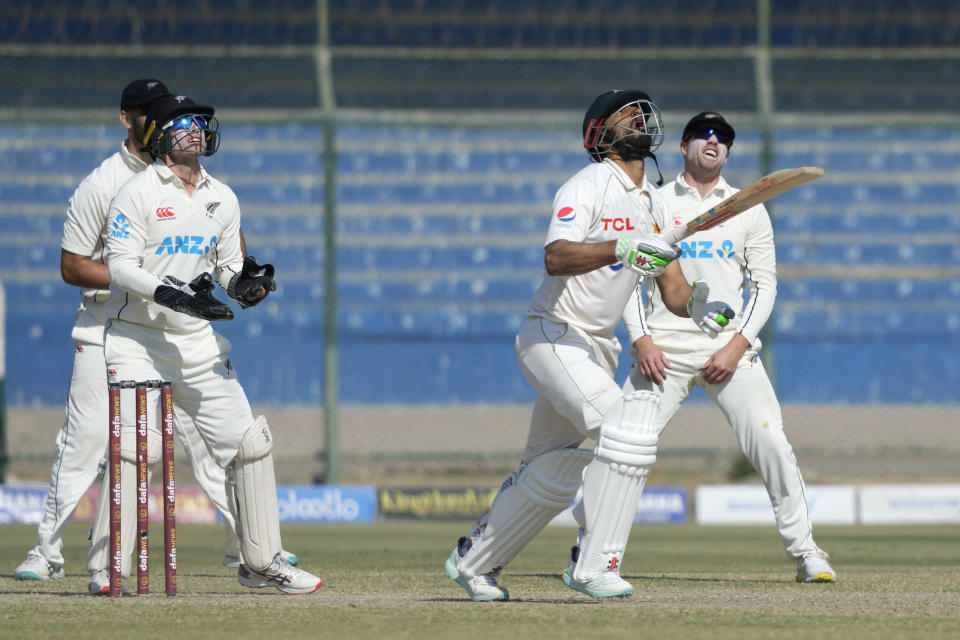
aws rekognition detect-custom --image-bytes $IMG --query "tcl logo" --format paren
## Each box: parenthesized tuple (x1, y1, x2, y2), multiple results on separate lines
(600, 218, 635, 231)
(156, 207, 175, 219)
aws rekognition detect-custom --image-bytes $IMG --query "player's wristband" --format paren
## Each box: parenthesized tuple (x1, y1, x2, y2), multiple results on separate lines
(614, 237, 631, 261)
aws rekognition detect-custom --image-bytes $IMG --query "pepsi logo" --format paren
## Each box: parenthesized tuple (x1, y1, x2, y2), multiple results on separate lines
(557, 206, 576, 222)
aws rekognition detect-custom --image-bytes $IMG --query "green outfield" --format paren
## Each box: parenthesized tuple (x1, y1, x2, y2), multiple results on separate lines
(2, 521, 958, 639)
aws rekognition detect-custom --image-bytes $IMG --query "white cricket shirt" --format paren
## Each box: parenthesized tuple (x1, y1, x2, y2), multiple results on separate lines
(60, 141, 149, 345)
(104, 161, 244, 333)
(527, 159, 669, 339)
(650, 173, 777, 346)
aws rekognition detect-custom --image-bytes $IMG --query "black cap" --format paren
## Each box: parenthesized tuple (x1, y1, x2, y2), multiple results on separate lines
(583, 89, 653, 161)
(120, 79, 171, 111)
(682, 111, 735, 144)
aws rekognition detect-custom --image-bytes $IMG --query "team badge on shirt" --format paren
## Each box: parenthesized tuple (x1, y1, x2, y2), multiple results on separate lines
(109, 214, 130, 239)
(205, 201, 221, 218)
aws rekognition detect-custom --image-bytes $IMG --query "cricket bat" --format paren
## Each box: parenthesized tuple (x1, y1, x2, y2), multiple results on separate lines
(659, 166, 824, 246)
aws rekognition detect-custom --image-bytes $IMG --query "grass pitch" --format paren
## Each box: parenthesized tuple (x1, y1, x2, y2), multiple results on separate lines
(2, 521, 959, 639)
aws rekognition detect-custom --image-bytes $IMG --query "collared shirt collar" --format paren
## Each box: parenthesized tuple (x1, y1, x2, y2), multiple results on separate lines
(675, 172, 733, 201)
(119, 140, 150, 173)
(603, 158, 652, 195)
(152, 159, 209, 189)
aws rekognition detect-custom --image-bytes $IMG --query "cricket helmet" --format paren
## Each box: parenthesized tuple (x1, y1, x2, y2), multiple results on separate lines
(583, 89, 664, 163)
(142, 95, 220, 157)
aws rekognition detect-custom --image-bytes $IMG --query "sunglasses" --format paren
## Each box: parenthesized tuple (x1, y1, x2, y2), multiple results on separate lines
(166, 115, 208, 131)
(689, 127, 732, 145)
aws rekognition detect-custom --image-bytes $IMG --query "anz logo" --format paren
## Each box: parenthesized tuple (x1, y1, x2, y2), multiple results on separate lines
(680, 239, 736, 259)
(110, 214, 130, 239)
(155, 235, 218, 255)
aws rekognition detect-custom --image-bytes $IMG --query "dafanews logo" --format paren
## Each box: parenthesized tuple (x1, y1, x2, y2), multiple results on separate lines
(110, 214, 130, 239)
(155, 235, 217, 255)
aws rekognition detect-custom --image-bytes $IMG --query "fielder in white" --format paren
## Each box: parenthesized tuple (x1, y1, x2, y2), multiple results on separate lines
(626, 111, 836, 583)
(445, 90, 735, 601)
(94, 94, 321, 595)
(12, 80, 297, 590)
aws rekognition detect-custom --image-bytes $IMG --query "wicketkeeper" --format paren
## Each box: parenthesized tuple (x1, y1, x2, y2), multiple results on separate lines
(97, 93, 322, 594)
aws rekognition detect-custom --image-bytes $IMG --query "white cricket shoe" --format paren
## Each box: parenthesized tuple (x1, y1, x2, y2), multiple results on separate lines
(444, 537, 508, 602)
(238, 553, 322, 595)
(563, 567, 634, 598)
(88, 568, 112, 596)
(796, 554, 837, 583)
(562, 546, 633, 598)
(14, 552, 64, 581)
(223, 548, 299, 569)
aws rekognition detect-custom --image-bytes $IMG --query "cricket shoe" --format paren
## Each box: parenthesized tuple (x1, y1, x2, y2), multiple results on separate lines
(238, 554, 322, 595)
(562, 546, 633, 598)
(796, 554, 837, 583)
(88, 568, 113, 596)
(563, 569, 634, 598)
(444, 537, 508, 602)
(14, 552, 64, 581)
(223, 548, 299, 569)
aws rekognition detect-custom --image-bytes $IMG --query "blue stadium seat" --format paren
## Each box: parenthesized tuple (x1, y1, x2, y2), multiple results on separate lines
(3, 120, 958, 406)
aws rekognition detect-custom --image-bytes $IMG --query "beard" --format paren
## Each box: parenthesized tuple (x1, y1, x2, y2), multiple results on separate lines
(612, 134, 652, 161)
(131, 122, 148, 152)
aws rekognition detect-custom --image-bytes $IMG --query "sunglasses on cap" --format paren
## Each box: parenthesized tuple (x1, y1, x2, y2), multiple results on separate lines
(165, 115, 208, 131)
(688, 127, 732, 145)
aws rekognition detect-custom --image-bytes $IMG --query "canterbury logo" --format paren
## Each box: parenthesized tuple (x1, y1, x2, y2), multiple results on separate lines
(156, 207, 175, 219)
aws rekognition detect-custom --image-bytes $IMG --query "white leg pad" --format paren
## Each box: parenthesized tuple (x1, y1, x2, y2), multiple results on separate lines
(574, 390, 660, 581)
(87, 427, 160, 575)
(226, 416, 282, 571)
(457, 448, 591, 579)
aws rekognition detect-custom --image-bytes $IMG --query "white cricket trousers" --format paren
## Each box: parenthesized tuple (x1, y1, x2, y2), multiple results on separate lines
(515, 316, 624, 459)
(103, 319, 255, 468)
(28, 343, 109, 568)
(626, 331, 825, 559)
(25, 337, 240, 570)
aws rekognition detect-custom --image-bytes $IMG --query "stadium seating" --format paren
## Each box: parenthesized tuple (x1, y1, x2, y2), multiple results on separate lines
(2, 1, 952, 49)
(1, 120, 957, 406)
(0, 1, 956, 406)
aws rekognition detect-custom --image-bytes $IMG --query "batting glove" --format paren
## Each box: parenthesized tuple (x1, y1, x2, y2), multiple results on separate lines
(686, 279, 735, 338)
(615, 235, 681, 277)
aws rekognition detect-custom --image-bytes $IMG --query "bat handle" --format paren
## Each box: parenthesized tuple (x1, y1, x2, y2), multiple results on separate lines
(659, 226, 690, 246)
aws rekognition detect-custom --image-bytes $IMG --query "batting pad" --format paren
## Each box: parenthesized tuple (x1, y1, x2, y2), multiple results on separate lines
(574, 390, 660, 580)
(226, 416, 282, 571)
(457, 448, 591, 579)
(86, 427, 161, 576)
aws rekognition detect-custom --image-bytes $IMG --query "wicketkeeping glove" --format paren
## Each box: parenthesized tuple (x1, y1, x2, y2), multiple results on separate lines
(614, 235, 681, 277)
(686, 279, 735, 338)
(228, 256, 277, 308)
(154, 272, 234, 321)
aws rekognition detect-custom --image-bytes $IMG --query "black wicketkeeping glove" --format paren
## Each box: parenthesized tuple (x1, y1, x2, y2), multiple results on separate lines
(154, 272, 234, 321)
(228, 256, 277, 308)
